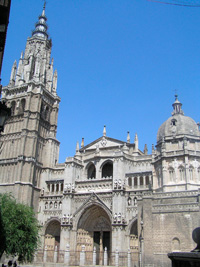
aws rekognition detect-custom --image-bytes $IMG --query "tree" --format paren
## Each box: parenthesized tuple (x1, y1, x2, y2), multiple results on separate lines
(0, 193, 40, 263)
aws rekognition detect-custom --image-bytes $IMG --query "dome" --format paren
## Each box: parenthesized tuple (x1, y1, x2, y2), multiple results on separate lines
(157, 96, 200, 142)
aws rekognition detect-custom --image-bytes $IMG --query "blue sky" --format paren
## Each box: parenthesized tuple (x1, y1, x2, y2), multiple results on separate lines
(2, 0, 200, 162)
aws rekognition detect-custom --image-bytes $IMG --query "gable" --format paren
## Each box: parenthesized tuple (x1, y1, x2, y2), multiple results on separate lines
(80, 136, 127, 152)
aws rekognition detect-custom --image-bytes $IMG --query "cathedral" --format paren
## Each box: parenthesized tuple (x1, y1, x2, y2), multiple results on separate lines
(1, 5, 200, 267)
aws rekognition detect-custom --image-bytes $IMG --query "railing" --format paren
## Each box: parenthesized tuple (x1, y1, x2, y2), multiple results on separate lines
(34, 246, 139, 266)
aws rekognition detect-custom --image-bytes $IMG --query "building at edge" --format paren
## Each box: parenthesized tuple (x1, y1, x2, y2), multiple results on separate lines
(1, 5, 200, 267)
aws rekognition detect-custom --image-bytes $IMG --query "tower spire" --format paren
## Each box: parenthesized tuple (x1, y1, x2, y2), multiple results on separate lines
(32, 3, 49, 39)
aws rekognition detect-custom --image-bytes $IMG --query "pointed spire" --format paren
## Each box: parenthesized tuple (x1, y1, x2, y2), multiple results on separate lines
(134, 133, 138, 151)
(152, 144, 155, 153)
(76, 141, 79, 152)
(81, 138, 84, 148)
(43, 0, 46, 16)
(172, 95, 184, 116)
(32, 3, 49, 39)
(103, 125, 106, 136)
(15, 51, 24, 85)
(127, 131, 130, 143)
(144, 144, 148, 155)
(75, 141, 81, 159)
(9, 60, 17, 85)
(52, 70, 57, 94)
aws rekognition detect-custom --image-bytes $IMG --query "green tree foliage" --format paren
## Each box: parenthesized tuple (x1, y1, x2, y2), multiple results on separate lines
(0, 193, 40, 262)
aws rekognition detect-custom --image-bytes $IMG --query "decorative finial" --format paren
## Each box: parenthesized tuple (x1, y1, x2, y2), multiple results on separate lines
(76, 141, 79, 152)
(81, 138, 84, 148)
(127, 131, 130, 143)
(43, 0, 46, 9)
(134, 133, 138, 151)
(144, 144, 148, 155)
(152, 144, 155, 153)
(103, 125, 106, 137)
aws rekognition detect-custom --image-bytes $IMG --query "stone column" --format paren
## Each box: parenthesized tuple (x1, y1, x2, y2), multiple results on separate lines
(59, 182, 61, 192)
(64, 244, 70, 266)
(80, 245, 85, 266)
(143, 175, 146, 188)
(54, 245, 58, 263)
(104, 247, 108, 266)
(127, 248, 131, 267)
(115, 249, 119, 267)
(43, 245, 47, 263)
(137, 176, 140, 188)
(93, 246, 96, 266)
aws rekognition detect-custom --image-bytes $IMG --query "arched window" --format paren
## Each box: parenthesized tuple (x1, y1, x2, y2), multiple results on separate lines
(128, 177, 132, 187)
(179, 167, 185, 181)
(140, 176, 143, 186)
(171, 119, 177, 126)
(45, 202, 48, 209)
(18, 99, 26, 114)
(172, 238, 180, 252)
(61, 183, 64, 192)
(56, 184, 59, 192)
(145, 176, 149, 186)
(134, 197, 137, 206)
(102, 162, 113, 178)
(134, 177, 138, 188)
(189, 166, 194, 180)
(88, 163, 96, 179)
(169, 168, 175, 182)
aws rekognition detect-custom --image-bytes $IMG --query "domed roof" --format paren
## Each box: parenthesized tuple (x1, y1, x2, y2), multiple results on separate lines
(157, 95, 200, 142)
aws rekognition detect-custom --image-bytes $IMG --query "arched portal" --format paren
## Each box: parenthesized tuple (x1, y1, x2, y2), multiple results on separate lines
(130, 220, 138, 252)
(77, 205, 111, 265)
(45, 220, 61, 251)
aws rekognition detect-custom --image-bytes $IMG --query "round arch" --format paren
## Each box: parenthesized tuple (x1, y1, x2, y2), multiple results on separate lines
(100, 160, 113, 178)
(86, 162, 96, 179)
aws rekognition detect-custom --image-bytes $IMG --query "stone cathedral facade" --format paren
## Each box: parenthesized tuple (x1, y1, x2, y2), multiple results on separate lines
(1, 6, 200, 267)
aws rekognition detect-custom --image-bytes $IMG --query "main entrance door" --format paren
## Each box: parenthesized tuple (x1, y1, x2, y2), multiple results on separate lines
(93, 231, 110, 264)
(77, 205, 111, 265)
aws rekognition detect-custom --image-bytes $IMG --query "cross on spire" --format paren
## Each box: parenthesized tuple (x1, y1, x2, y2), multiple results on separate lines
(43, 0, 47, 9)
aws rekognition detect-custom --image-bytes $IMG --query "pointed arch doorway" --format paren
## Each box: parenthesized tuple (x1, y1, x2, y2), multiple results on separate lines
(77, 204, 111, 265)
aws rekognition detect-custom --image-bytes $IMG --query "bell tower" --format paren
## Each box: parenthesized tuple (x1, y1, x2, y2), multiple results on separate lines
(0, 4, 60, 206)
